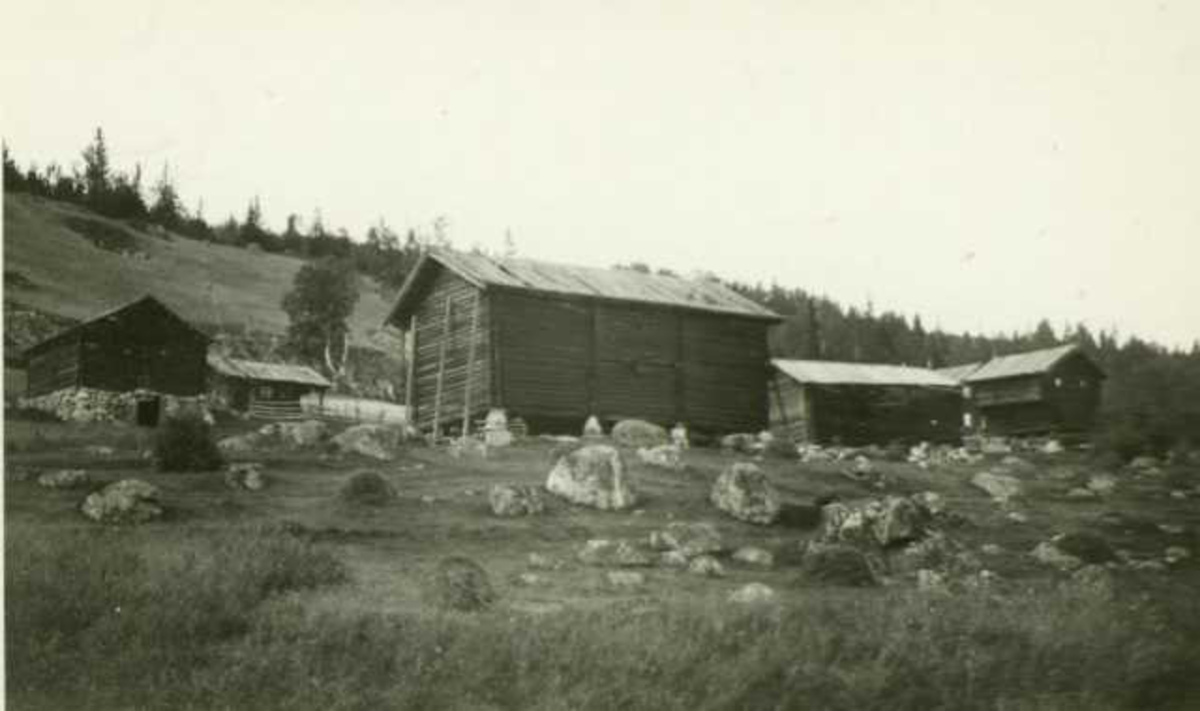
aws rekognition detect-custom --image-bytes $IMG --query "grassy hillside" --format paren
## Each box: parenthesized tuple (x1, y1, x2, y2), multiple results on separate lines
(2, 193, 396, 347)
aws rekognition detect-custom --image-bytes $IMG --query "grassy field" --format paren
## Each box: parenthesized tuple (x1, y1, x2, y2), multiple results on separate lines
(6, 419, 1200, 709)
(2, 193, 394, 346)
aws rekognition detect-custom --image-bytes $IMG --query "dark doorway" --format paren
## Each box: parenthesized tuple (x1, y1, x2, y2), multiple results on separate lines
(136, 397, 161, 427)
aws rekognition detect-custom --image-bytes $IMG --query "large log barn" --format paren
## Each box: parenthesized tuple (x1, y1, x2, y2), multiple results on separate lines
(386, 249, 782, 435)
(939, 344, 1105, 436)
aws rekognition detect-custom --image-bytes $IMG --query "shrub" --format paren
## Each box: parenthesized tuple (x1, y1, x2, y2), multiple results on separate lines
(800, 543, 879, 587)
(339, 470, 395, 506)
(155, 414, 222, 472)
(425, 556, 496, 612)
(1055, 531, 1117, 564)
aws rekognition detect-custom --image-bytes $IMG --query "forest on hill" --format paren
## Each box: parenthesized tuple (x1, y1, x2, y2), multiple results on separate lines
(4, 130, 1198, 456)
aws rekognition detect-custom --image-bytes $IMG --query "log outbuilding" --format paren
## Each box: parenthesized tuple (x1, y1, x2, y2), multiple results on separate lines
(386, 249, 781, 435)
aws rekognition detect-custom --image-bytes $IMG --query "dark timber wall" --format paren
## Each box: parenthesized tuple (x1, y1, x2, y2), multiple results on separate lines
(971, 352, 1103, 436)
(769, 374, 962, 445)
(405, 265, 772, 434)
(25, 298, 208, 398)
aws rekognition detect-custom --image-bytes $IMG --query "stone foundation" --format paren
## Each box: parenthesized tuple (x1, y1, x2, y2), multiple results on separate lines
(19, 387, 211, 425)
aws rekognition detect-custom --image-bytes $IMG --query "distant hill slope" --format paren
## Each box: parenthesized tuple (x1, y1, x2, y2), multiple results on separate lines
(2, 193, 396, 349)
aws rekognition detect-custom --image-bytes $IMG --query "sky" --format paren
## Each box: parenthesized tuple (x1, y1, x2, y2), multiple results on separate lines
(3, 0, 1198, 348)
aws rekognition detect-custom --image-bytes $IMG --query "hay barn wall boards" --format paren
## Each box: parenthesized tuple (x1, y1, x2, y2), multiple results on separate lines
(386, 249, 782, 434)
(23, 295, 209, 398)
(769, 359, 964, 445)
(939, 344, 1105, 436)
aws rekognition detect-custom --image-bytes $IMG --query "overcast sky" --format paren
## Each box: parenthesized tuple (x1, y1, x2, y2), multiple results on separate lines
(3, 1, 1197, 348)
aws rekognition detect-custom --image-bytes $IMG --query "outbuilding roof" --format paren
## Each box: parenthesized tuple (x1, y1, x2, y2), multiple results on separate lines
(207, 354, 331, 388)
(388, 248, 781, 323)
(935, 362, 984, 383)
(961, 344, 1089, 383)
(772, 359, 959, 388)
(24, 294, 210, 356)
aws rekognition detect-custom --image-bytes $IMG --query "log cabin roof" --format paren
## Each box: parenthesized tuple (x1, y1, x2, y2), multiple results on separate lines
(935, 362, 984, 383)
(388, 248, 781, 324)
(772, 359, 960, 388)
(207, 353, 331, 388)
(959, 344, 1102, 383)
(23, 294, 210, 356)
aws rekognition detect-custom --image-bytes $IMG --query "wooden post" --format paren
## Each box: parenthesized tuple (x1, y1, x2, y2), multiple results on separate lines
(431, 296, 453, 439)
(586, 302, 598, 416)
(405, 315, 417, 421)
(461, 291, 481, 437)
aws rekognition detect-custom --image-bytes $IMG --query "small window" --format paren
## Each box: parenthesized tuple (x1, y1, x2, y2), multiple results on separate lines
(1054, 377, 1063, 388)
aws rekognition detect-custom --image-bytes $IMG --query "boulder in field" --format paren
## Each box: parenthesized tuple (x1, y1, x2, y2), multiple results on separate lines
(1031, 541, 1083, 571)
(971, 471, 1023, 504)
(80, 479, 163, 524)
(38, 469, 91, 489)
(489, 484, 545, 517)
(527, 552, 564, 570)
(582, 415, 604, 438)
(728, 582, 777, 605)
(427, 556, 496, 612)
(732, 546, 774, 568)
(658, 550, 690, 569)
(648, 521, 723, 557)
(611, 419, 668, 449)
(910, 491, 945, 517)
(687, 555, 726, 577)
(218, 433, 261, 455)
(710, 462, 781, 525)
(285, 420, 329, 447)
(546, 444, 637, 510)
(577, 539, 652, 567)
(332, 424, 402, 461)
(1086, 474, 1118, 496)
(872, 496, 924, 547)
(606, 571, 646, 589)
(637, 444, 683, 470)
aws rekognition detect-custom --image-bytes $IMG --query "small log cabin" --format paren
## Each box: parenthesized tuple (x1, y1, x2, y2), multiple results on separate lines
(769, 359, 963, 445)
(938, 344, 1105, 436)
(207, 354, 331, 419)
(23, 295, 210, 423)
(386, 248, 782, 435)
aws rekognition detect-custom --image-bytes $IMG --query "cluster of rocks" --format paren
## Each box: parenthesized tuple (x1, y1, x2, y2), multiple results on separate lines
(219, 420, 330, 454)
(971, 470, 1024, 505)
(81, 479, 163, 524)
(489, 484, 545, 516)
(20, 387, 210, 424)
(1030, 530, 1192, 574)
(807, 493, 987, 589)
(37, 469, 91, 489)
(637, 443, 684, 470)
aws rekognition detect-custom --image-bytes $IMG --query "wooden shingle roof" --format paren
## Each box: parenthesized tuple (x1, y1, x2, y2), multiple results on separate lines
(207, 354, 331, 388)
(388, 248, 781, 324)
(773, 359, 959, 388)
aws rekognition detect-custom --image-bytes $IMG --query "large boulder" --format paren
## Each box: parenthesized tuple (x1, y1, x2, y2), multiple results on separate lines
(728, 582, 777, 605)
(710, 462, 781, 525)
(971, 471, 1023, 504)
(732, 546, 774, 568)
(80, 479, 163, 524)
(37, 469, 91, 489)
(648, 521, 723, 557)
(546, 444, 637, 510)
(577, 539, 652, 567)
(611, 419, 668, 449)
(489, 484, 545, 517)
(285, 419, 329, 447)
(333, 424, 402, 461)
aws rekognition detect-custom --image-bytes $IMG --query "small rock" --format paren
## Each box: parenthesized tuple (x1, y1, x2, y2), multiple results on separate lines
(1170, 490, 1188, 500)
(516, 573, 548, 587)
(721, 433, 762, 454)
(972, 471, 1023, 504)
(84, 445, 115, 457)
(687, 555, 725, 577)
(728, 583, 777, 605)
(1006, 511, 1029, 524)
(37, 469, 91, 489)
(489, 484, 545, 517)
(1031, 541, 1083, 571)
(1165, 546, 1191, 565)
(80, 479, 163, 524)
(1086, 474, 1118, 496)
(911, 491, 945, 517)
(1067, 487, 1098, 500)
(917, 568, 948, 592)
(1130, 559, 1167, 573)
(637, 443, 684, 470)
(448, 437, 489, 459)
(1042, 440, 1064, 454)
(611, 419, 668, 448)
(1001, 455, 1031, 469)
(1159, 523, 1186, 535)
(583, 415, 604, 438)
(648, 521, 723, 557)
(731, 546, 774, 568)
(578, 539, 652, 567)
(224, 462, 266, 491)
(1128, 455, 1160, 471)
(659, 550, 691, 568)
(218, 433, 261, 455)
(980, 543, 1004, 556)
(606, 571, 646, 589)
(527, 553, 564, 570)
(420, 495, 437, 505)
(670, 423, 689, 449)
